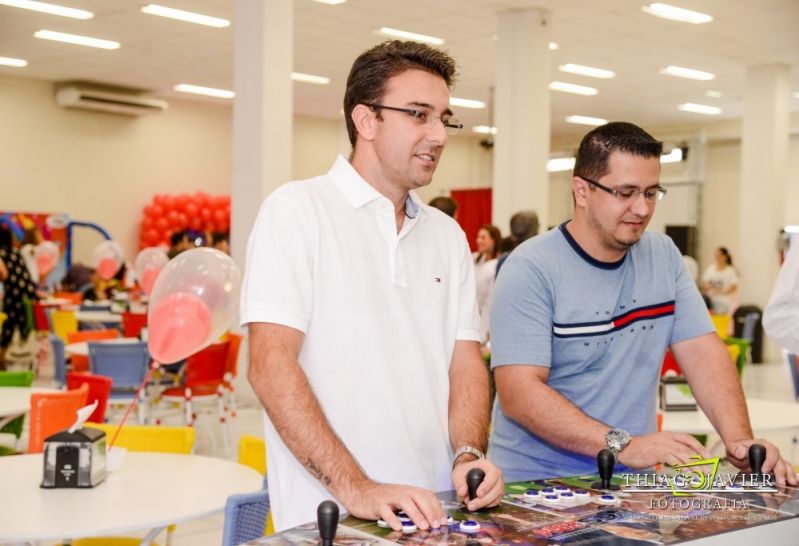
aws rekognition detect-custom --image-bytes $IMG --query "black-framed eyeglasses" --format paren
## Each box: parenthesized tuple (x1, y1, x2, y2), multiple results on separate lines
(365, 103, 463, 135)
(579, 175, 667, 202)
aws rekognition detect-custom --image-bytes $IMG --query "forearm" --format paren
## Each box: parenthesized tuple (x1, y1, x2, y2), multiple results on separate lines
(449, 341, 490, 454)
(495, 366, 608, 456)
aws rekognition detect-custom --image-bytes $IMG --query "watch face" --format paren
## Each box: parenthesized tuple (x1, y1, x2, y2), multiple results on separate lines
(607, 429, 630, 450)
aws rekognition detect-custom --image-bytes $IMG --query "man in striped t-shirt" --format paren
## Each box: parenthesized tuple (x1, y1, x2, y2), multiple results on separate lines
(488, 122, 796, 486)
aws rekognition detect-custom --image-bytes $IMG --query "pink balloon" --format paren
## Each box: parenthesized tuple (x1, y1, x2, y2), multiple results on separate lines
(36, 253, 55, 277)
(97, 257, 119, 280)
(148, 292, 212, 363)
(139, 267, 161, 295)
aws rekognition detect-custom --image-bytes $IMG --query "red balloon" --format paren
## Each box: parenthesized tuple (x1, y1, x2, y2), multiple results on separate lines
(155, 217, 169, 232)
(213, 209, 225, 223)
(188, 217, 202, 231)
(152, 204, 164, 218)
(167, 210, 181, 228)
(143, 205, 157, 218)
(141, 216, 154, 230)
(185, 202, 198, 217)
(200, 207, 212, 222)
(153, 194, 167, 207)
(211, 195, 228, 209)
(144, 228, 160, 245)
(194, 192, 209, 208)
(162, 195, 176, 213)
(148, 292, 212, 363)
(175, 193, 190, 212)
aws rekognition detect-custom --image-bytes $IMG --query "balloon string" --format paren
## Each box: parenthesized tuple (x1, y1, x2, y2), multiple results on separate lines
(108, 360, 161, 450)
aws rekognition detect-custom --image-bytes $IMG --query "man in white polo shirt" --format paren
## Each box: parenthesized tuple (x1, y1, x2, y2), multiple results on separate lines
(240, 41, 503, 532)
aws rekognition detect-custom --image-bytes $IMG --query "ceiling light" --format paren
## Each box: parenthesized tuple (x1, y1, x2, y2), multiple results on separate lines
(450, 97, 485, 109)
(705, 90, 722, 98)
(141, 4, 229, 28)
(565, 115, 607, 126)
(0, 0, 92, 19)
(291, 72, 330, 85)
(174, 84, 234, 99)
(548, 42, 559, 50)
(785, 225, 799, 234)
(559, 64, 615, 79)
(0, 56, 27, 67)
(472, 126, 497, 135)
(376, 27, 444, 46)
(549, 81, 598, 96)
(660, 148, 683, 163)
(661, 65, 714, 81)
(642, 3, 713, 24)
(34, 30, 119, 49)
(547, 157, 575, 172)
(678, 103, 721, 115)
(313, 0, 346, 4)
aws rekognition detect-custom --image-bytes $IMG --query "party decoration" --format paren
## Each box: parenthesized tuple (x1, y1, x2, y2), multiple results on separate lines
(134, 246, 168, 295)
(34, 240, 60, 278)
(137, 193, 231, 249)
(92, 240, 124, 281)
(146, 247, 241, 363)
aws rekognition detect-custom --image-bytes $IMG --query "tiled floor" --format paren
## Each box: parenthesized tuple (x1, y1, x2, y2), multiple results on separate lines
(28, 358, 799, 546)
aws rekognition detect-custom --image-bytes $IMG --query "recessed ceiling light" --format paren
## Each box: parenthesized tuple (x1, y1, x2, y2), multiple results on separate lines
(450, 97, 485, 109)
(376, 27, 444, 46)
(549, 81, 598, 96)
(313, 0, 346, 4)
(661, 65, 714, 81)
(34, 30, 119, 50)
(678, 103, 721, 115)
(705, 90, 723, 98)
(548, 42, 559, 50)
(565, 115, 607, 126)
(174, 84, 234, 99)
(141, 4, 229, 28)
(472, 126, 497, 135)
(0, 55, 27, 67)
(291, 72, 330, 85)
(547, 157, 575, 172)
(559, 64, 615, 79)
(642, 3, 713, 24)
(0, 0, 92, 19)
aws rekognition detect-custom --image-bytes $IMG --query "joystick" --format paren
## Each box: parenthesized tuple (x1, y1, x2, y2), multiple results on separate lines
(317, 500, 339, 546)
(466, 467, 485, 504)
(591, 449, 620, 491)
(748, 443, 767, 481)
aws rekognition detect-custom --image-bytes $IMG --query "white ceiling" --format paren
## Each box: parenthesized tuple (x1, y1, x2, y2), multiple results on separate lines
(0, 0, 797, 138)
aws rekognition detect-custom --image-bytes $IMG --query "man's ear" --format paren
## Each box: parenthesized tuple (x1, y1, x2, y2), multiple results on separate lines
(351, 104, 377, 142)
(572, 176, 589, 209)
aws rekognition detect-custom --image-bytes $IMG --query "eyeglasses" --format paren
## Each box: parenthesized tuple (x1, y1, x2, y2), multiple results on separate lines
(365, 103, 463, 135)
(579, 176, 667, 202)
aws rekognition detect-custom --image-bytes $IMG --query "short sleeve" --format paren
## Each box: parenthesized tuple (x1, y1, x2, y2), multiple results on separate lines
(763, 244, 799, 354)
(455, 232, 481, 342)
(669, 243, 714, 345)
(239, 189, 317, 333)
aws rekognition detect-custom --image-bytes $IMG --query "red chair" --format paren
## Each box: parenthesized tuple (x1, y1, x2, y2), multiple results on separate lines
(67, 372, 113, 423)
(28, 383, 89, 453)
(67, 329, 119, 373)
(53, 291, 84, 305)
(32, 302, 51, 332)
(122, 311, 148, 338)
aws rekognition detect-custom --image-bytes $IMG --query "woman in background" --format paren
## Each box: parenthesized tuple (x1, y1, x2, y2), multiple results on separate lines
(0, 225, 38, 369)
(473, 224, 502, 345)
(701, 246, 739, 315)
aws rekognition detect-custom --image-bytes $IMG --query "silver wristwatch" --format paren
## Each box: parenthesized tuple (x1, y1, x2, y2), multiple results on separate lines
(605, 428, 631, 456)
(452, 445, 486, 468)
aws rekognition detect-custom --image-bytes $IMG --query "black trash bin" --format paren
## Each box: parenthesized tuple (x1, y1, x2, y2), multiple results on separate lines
(733, 305, 763, 363)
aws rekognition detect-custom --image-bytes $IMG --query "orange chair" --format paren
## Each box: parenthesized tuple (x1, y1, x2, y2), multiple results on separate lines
(66, 372, 113, 423)
(28, 383, 89, 453)
(121, 311, 148, 339)
(67, 329, 119, 373)
(54, 291, 84, 305)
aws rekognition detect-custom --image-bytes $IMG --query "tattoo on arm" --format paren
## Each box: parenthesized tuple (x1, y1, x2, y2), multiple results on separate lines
(305, 457, 332, 486)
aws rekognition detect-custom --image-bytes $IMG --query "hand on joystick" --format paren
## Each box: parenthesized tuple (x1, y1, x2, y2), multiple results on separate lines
(466, 468, 485, 511)
(317, 500, 338, 546)
(748, 443, 767, 480)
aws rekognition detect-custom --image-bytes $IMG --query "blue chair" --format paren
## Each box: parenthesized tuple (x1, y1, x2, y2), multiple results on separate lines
(89, 341, 151, 423)
(221, 488, 271, 546)
(50, 334, 67, 388)
(787, 353, 799, 401)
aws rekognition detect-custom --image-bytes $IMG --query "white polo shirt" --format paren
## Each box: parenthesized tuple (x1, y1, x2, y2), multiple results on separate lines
(240, 155, 481, 530)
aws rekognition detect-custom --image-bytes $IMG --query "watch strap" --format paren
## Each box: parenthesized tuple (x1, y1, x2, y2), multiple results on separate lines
(452, 445, 486, 468)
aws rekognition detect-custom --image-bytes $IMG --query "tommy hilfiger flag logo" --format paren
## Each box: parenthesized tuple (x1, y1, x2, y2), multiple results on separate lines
(434, 277, 441, 283)
(552, 301, 675, 338)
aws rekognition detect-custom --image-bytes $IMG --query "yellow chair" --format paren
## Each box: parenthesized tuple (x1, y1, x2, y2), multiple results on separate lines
(50, 309, 78, 342)
(710, 313, 731, 338)
(75, 424, 197, 546)
(238, 434, 274, 535)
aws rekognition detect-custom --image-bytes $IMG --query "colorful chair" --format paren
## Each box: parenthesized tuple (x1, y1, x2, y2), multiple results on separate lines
(66, 372, 113, 423)
(53, 291, 84, 305)
(68, 329, 120, 373)
(50, 309, 78, 342)
(32, 301, 52, 332)
(50, 334, 67, 387)
(222, 489, 271, 546)
(237, 435, 274, 536)
(89, 342, 151, 424)
(121, 311, 148, 339)
(28, 383, 89, 453)
(0, 371, 35, 450)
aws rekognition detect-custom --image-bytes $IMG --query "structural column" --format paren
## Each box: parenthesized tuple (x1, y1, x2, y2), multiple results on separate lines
(231, 0, 293, 268)
(738, 64, 790, 307)
(492, 8, 551, 233)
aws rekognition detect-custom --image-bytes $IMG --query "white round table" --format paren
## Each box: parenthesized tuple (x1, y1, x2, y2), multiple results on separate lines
(662, 398, 799, 434)
(0, 386, 58, 429)
(65, 337, 140, 357)
(75, 310, 122, 324)
(0, 452, 263, 543)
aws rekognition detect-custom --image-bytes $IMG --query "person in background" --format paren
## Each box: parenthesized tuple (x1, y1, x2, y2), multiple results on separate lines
(701, 246, 739, 315)
(428, 196, 458, 218)
(763, 241, 799, 354)
(241, 40, 503, 531)
(0, 225, 38, 369)
(211, 232, 230, 255)
(495, 210, 539, 276)
(167, 230, 192, 259)
(473, 224, 501, 345)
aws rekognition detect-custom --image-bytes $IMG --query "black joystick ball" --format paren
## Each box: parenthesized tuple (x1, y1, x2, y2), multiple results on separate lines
(749, 443, 766, 479)
(591, 449, 620, 491)
(466, 467, 485, 505)
(317, 500, 339, 546)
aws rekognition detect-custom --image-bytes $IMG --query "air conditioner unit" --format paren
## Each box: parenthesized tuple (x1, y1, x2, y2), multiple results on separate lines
(55, 85, 168, 116)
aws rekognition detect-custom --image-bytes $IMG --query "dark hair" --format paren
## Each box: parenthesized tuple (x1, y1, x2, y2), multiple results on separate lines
(509, 210, 539, 242)
(477, 224, 502, 261)
(573, 122, 663, 181)
(428, 196, 458, 218)
(211, 231, 229, 246)
(170, 230, 189, 247)
(344, 40, 457, 147)
(717, 246, 733, 266)
(0, 225, 11, 251)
